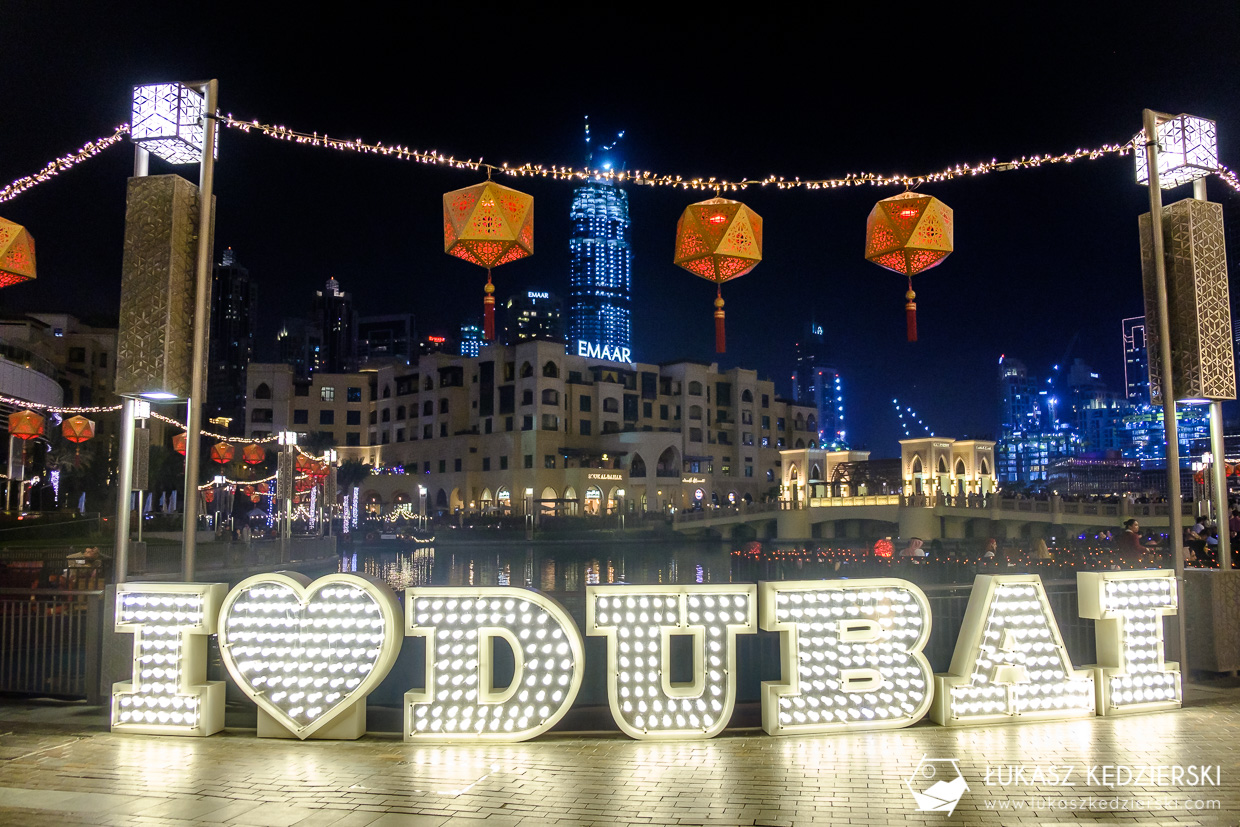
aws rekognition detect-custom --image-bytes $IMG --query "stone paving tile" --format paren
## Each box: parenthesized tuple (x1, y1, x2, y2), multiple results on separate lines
(3, 694, 1240, 825)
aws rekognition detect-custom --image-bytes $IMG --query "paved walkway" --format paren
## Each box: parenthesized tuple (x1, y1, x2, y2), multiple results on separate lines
(2, 687, 1240, 826)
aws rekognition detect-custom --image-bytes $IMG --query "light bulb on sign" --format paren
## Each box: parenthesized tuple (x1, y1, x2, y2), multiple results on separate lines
(931, 575, 1095, 725)
(587, 584, 756, 740)
(1077, 570, 1180, 715)
(112, 583, 227, 737)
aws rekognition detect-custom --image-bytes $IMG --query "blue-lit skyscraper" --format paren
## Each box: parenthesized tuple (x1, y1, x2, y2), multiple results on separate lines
(568, 120, 632, 355)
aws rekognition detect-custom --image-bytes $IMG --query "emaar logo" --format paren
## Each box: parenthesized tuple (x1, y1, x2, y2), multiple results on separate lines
(907, 756, 969, 816)
(576, 340, 631, 363)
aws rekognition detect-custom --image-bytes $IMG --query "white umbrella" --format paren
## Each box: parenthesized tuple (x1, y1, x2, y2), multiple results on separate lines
(145, 493, 153, 512)
(169, 490, 177, 512)
(77, 492, 85, 513)
(159, 492, 167, 512)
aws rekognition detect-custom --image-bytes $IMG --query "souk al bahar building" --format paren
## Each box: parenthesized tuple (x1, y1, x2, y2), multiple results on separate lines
(245, 339, 819, 516)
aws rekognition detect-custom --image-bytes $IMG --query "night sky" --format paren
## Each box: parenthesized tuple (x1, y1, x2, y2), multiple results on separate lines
(4, 6, 1239, 455)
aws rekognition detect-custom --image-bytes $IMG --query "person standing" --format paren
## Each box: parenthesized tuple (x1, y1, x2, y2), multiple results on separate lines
(1118, 519, 1142, 562)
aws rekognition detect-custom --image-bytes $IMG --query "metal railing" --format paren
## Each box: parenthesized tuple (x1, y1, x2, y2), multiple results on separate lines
(0, 588, 103, 701)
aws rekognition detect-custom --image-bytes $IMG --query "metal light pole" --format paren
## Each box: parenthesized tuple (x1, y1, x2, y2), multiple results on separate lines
(1141, 108, 1188, 667)
(180, 79, 219, 581)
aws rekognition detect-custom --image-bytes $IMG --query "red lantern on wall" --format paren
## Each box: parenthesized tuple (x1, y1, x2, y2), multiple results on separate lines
(242, 443, 265, 465)
(210, 441, 235, 465)
(865, 191, 954, 342)
(443, 180, 534, 341)
(173, 432, 188, 456)
(8, 410, 45, 440)
(673, 197, 763, 353)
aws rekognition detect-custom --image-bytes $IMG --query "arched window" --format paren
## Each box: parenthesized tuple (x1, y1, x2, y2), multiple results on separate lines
(423, 400, 433, 416)
(911, 456, 923, 475)
(811, 463, 821, 481)
(543, 361, 559, 378)
(424, 376, 434, 391)
(542, 389, 559, 405)
(955, 459, 967, 476)
(794, 413, 805, 431)
(396, 405, 406, 420)
(381, 409, 390, 422)
(656, 447, 679, 476)
(795, 438, 805, 448)
(688, 381, 703, 396)
(254, 383, 271, 399)
(741, 389, 753, 403)
(520, 361, 534, 378)
(689, 405, 703, 420)
(630, 453, 647, 477)
(522, 389, 534, 405)
(980, 458, 990, 475)
(938, 457, 948, 474)
(382, 385, 391, 399)
(807, 415, 817, 432)
(603, 398, 619, 413)
(439, 398, 449, 414)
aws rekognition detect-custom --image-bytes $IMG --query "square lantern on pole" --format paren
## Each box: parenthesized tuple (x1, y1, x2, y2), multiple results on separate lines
(1140, 197, 1235, 403)
(131, 83, 218, 165)
(1135, 114, 1219, 189)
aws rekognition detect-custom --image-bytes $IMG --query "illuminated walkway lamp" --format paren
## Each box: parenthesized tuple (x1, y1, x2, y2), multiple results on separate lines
(114, 79, 219, 583)
(673, 197, 763, 353)
(443, 180, 534, 341)
(1135, 109, 1222, 672)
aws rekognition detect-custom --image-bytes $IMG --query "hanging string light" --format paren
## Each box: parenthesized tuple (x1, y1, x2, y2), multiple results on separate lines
(0, 124, 129, 204)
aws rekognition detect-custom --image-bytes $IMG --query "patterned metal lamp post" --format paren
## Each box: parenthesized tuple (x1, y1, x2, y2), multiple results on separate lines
(864, 191, 954, 341)
(443, 180, 534, 341)
(1135, 109, 1222, 672)
(673, 197, 763, 353)
(0, 218, 36, 289)
(115, 80, 219, 583)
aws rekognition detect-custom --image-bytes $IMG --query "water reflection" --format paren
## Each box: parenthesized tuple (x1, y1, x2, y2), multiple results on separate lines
(336, 538, 1150, 597)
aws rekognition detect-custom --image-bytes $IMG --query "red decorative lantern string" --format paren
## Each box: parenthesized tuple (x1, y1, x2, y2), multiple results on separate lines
(673, 197, 763, 353)
(242, 443, 265, 465)
(865, 191, 954, 342)
(443, 179, 534, 341)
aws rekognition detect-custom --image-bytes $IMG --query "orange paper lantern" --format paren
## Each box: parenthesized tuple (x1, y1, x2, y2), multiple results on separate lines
(443, 180, 534, 341)
(210, 441, 235, 464)
(61, 415, 95, 443)
(865, 191, 954, 342)
(295, 454, 316, 474)
(173, 432, 188, 455)
(203, 489, 214, 504)
(673, 197, 763, 353)
(0, 218, 36, 289)
(242, 443, 265, 465)
(8, 410, 45, 440)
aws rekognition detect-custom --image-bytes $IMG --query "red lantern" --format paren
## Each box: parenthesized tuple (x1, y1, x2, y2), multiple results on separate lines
(203, 489, 215, 504)
(210, 441, 235, 465)
(295, 477, 312, 493)
(8, 410, 45, 440)
(173, 432, 188, 455)
(61, 415, 95, 443)
(251, 493, 262, 504)
(256, 482, 269, 495)
(873, 537, 894, 558)
(865, 191, 954, 342)
(0, 218, 36, 290)
(443, 180, 534, 341)
(673, 197, 763, 353)
(242, 443, 265, 465)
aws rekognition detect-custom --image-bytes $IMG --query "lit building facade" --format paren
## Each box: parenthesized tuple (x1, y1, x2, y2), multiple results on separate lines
(791, 322, 845, 447)
(459, 322, 482, 358)
(1122, 317, 1149, 404)
(245, 340, 818, 515)
(504, 290, 565, 345)
(567, 182, 632, 356)
(358, 314, 415, 367)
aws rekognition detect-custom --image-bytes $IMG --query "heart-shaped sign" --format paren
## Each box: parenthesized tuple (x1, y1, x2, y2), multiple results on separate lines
(219, 572, 401, 739)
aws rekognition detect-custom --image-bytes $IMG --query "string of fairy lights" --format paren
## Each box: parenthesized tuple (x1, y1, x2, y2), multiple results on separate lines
(1, 115, 1238, 206)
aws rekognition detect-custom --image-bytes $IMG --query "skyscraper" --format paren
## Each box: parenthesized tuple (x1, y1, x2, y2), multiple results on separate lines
(791, 322, 845, 446)
(207, 248, 257, 430)
(567, 121, 632, 355)
(1122, 317, 1149, 403)
(313, 277, 357, 373)
(504, 289, 565, 344)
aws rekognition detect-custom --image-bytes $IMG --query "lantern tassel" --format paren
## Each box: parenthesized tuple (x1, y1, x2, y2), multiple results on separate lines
(714, 288, 726, 353)
(483, 271, 495, 341)
(905, 284, 917, 343)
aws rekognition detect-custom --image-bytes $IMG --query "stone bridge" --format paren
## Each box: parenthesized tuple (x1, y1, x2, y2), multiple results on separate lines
(671, 494, 1192, 542)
